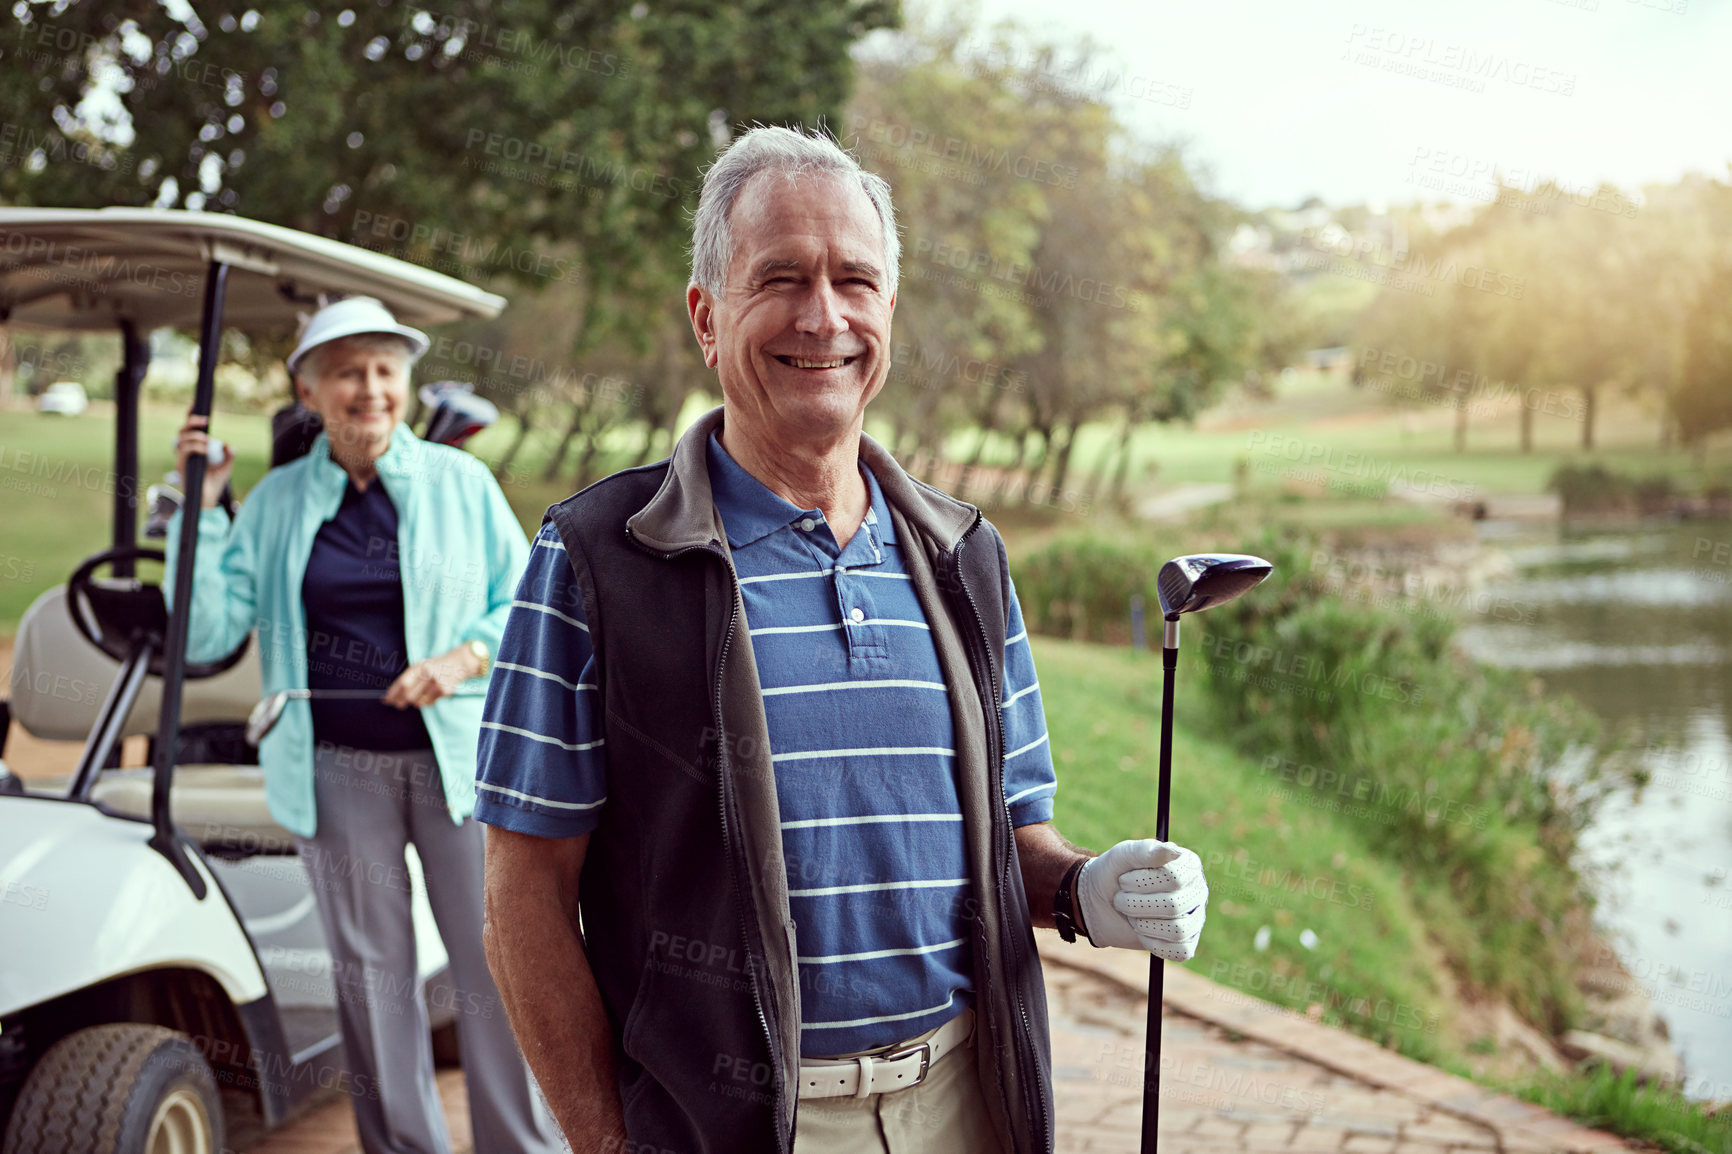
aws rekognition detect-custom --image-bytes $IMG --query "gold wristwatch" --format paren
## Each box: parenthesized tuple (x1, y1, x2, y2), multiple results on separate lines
(465, 639, 491, 678)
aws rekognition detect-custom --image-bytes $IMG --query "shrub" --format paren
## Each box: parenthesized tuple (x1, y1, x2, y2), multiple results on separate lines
(1014, 527, 1617, 1030)
(1546, 464, 1678, 517)
(1186, 529, 1613, 1029)
(1546, 464, 1631, 513)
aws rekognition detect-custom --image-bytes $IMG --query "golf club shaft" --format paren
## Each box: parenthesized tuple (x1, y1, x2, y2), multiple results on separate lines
(1142, 627, 1179, 1154)
(285, 688, 491, 701)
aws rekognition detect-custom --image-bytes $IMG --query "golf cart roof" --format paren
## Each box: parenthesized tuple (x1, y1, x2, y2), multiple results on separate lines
(0, 207, 506, 334)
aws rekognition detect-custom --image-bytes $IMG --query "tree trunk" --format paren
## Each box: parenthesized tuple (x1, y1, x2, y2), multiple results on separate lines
(1519, 400, 1533, 454)
(543, 403, 587, 481)
(1453, 397, 1468, 454)
(493, 410, 534, 482)
(964, 423, 994, 469)
(1090, 417, 1134, 504)
(1107, 418, 1141, 507)
(1046, 420, 1080, 499)
(1581, 387, 1596, 451)
(1018, 426, 1048, 503)
(573, 427, 604, 489)
(634, 416, 661, 466)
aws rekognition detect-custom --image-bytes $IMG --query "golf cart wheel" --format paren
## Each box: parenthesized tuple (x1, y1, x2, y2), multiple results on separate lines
(0, 1023, 224, 1154)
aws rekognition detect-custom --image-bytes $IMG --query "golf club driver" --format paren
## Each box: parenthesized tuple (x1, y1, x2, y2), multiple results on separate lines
(245, 686, 487, 746)
(1142, 553, 1274, 1154)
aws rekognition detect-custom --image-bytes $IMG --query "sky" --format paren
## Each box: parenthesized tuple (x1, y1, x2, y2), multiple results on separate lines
(882, 0, 1732, 211)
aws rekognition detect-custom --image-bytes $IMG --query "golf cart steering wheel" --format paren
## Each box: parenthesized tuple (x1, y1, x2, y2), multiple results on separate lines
(67, 546, 251, 679)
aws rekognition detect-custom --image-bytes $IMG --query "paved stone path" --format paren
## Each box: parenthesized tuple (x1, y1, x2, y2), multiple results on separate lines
(1135, 482, 1236, 522)
(236, 1070, 469, 1154)
(1040, 931, 1634, 1154)
(242, 930, 1636, 1153)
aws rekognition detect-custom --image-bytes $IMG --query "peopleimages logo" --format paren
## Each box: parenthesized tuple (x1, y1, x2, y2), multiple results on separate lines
(416, 12, 627, 76)
(0, 233, 197, 297)
(909, 237, 1140, 312)
(0, 444, 143, 501)
(1299, 228, 1526, 299)
(846, 113, 1081, 188)
(1343, 24, 1576, 96)
(1259, 754, 1487, 830)
(462, 131, 683, 200)
(1245, 431, 1478, 502)
(1357, 346, 1583, 420)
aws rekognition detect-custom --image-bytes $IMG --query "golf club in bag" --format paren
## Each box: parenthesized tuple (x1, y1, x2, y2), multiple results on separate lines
(418, 380, 499, 448)
(1141, 553, 1274, 1154)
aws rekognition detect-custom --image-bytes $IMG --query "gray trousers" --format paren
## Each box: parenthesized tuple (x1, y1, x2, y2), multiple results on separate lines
(297, 742, 564, 1154)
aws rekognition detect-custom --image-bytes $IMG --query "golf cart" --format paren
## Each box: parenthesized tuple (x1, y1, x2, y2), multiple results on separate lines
(0, 209, 506, 1152)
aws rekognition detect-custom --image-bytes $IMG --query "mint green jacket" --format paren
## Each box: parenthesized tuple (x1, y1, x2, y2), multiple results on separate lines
(165, 424, 530, 838)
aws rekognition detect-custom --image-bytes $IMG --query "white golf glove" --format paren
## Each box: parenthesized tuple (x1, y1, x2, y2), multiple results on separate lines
(1076, 839, 1208, 961)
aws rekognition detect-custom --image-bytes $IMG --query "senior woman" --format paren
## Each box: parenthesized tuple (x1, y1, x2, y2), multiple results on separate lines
(168, 296, 560, 1154)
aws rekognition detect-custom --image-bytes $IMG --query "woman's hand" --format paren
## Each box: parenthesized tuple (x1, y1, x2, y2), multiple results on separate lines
(174, 413, 235, 509)
(384, 645, 483, 709)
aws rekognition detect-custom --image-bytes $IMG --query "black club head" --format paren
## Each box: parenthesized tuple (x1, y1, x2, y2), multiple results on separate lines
(1156, 553, 1274, 620)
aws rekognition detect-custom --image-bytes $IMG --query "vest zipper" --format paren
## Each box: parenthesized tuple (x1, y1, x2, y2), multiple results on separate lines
(626, 528, 791, 1154)
(951, 516, 1052, 1152)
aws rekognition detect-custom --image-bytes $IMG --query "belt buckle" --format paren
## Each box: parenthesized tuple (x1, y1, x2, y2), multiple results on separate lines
(878, 1038, 933, 1089)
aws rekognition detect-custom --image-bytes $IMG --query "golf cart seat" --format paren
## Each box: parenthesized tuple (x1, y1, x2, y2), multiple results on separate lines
(10, 585, 262, 742)
(87, 766, 294, 854)
(8, 585, 296, 851)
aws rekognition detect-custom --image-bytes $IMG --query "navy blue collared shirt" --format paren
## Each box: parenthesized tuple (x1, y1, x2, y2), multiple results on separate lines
(301, 478, 431, 751)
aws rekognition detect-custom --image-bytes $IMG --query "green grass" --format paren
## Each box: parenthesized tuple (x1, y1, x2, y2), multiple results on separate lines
(946, 369, 1732, 499)
(1507, 1066, 1732, 1154)
(1035, 636, 1454, 1063)
(0, 402, 273, 630)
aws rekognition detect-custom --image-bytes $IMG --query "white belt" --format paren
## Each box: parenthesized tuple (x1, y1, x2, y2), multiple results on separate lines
(797, 1009, 974, 1100)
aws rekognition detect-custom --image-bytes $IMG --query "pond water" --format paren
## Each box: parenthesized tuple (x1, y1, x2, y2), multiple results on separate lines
(1454, 519, 1732, 1103)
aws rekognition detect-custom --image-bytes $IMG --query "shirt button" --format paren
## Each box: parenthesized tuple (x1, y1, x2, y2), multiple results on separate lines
(849, 608, 865, 624)
(798, 518, 817, 531)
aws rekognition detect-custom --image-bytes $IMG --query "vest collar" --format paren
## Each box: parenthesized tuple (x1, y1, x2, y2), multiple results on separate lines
(626, 406, 979, 554)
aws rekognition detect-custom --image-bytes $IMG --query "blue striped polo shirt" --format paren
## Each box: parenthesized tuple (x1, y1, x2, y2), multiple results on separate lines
(474, 433, 1057, 1056)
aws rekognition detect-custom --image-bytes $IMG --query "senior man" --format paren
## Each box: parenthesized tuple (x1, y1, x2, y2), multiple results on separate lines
(477, 126, 1210, 1154)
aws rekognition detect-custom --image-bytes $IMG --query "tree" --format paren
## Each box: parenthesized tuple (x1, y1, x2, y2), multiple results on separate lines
(1, 0, 896, 485)
(1675, 256, 1732, 451)
(848, 14, 1270, 510)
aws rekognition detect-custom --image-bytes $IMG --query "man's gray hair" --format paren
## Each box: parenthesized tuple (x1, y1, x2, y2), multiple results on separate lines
(690, 125, 899, 294)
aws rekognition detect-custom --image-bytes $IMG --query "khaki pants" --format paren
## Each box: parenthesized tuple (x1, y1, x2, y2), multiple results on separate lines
(792, 1023, 1005, 1154)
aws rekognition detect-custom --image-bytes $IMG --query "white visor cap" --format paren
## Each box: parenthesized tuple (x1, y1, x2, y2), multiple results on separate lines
(287, 296, 431, 377)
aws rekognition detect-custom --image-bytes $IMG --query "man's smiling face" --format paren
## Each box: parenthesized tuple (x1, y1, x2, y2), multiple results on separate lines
(688, 170, 896, 445)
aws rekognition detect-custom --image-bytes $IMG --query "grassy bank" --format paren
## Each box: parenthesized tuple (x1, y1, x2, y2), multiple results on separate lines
(1034, 635, 1459, 1063)
(1018, 521, 1614, 1028)
(1039, 634, 1731, 1152)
